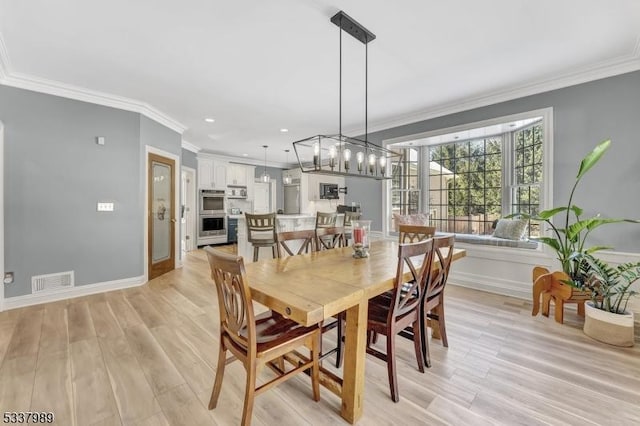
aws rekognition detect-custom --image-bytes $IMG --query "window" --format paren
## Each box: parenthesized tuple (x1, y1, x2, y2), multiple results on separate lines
(429, 137, 502, 235)
(390, 147, 420, 224)
(386, 110, 551, 239)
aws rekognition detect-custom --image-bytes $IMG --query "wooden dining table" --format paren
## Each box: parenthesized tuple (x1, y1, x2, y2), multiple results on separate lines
(244, 239, 466, 424)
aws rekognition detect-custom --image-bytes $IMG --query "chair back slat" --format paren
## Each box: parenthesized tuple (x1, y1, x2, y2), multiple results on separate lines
(426, 236, 455, 300)
(391, 239, 434, 318)
(245, 213, 277, 243)
(276, 229, 316, 257)
(344, 211, 361, 227)
(316, 212, 337, 228)
(315, 226, 344, 250)
(398, 225, 436, 243)
(205, 247, 256, 351)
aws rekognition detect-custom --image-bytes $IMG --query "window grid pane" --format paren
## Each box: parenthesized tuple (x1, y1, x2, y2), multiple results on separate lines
(430, 138, 502, 235)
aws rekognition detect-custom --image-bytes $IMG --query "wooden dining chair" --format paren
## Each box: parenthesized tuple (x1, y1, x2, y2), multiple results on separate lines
(398, 224, 436, 243)
(366, 239, 434, 402)
(204, 247, 321, 426)
(420, 235, 455, 368)
(245, 212, 278, 262)
(342, 211, 362, 246)
(315, 226, 345, 250)
(276, 229, 316, 257)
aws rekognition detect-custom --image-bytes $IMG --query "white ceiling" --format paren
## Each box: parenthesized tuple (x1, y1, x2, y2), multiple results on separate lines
(1, 0, 639, 164)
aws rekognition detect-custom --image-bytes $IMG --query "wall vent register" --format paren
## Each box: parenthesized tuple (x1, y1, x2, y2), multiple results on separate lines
(32, 271, 74, 293)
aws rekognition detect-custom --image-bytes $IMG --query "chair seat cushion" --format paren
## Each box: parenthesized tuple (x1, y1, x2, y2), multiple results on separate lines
(239, 311, 316, 349)
(368, 295, 419, 324)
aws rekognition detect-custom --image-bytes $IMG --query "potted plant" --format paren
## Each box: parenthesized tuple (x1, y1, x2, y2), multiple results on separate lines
(510, 140, 639, 323)
(577, 254, 639, 346)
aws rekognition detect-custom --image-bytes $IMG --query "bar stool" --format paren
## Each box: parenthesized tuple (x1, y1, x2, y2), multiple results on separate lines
(342, 211, 362, 246)
(245, 213, 278, 262)
(316, 212, 338, 248)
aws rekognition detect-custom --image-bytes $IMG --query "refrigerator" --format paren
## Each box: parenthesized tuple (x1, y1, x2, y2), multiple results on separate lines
(283, 183, 300, 214)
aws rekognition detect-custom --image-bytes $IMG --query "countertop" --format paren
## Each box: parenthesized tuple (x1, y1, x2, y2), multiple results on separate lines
(228, 214, 316, 220)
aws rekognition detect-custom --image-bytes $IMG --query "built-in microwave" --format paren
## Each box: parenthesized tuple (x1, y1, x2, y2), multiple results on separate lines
(200, 189, 226, 214)
(319, 183, 339, 200)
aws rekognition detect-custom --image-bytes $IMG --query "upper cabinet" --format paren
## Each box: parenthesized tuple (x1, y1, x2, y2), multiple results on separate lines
(198, 157, 227, 189)
(227, 164, 248, 186)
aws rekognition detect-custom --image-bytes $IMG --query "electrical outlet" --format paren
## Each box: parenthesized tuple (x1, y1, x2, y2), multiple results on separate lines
(3, 272, 14, 284)
(97, 202, 114, 212)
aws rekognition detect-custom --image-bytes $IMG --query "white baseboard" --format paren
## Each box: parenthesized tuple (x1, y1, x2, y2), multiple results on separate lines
(448, 270, 531, 300)
(2, 275, 146, 310)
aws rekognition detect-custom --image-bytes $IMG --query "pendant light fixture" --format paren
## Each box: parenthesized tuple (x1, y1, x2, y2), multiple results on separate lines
(261, 145, 270, 183)
(283, 149, 293, 184)
(292, 10, 401, 180)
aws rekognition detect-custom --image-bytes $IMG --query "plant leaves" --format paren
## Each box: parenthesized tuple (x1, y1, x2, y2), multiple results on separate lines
(566, 217, 626, 240)
(576, 139, 610, 181)
(585, 245, 612, 254)
(534, 237, 561, 251)
(537, 207, 568, 220)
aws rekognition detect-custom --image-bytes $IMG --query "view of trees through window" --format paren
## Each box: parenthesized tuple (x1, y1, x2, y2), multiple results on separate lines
(430, 137, 502, 235)
(389, 119, 544, 238)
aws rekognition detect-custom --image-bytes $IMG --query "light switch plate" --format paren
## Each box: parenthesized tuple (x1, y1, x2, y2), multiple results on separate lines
(96, 136, 105, 145)
(97, 202, 114, 212)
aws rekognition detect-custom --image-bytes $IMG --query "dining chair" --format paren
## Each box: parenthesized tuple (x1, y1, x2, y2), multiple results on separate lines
(205, 247, 321, 426)
(315, 211, 337, 228)
(420, 235, 455, 367)
(398, 224, 436, 243)
(245, 212, 278, 262)
(366, 239, 434, 402)
(342, 211, 362, 246)
(276, 229, 316, 257)
(315, 226, 344, 250)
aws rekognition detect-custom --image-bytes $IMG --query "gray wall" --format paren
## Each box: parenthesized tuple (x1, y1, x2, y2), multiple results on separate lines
(348, 70, 640, 252)
(1, 86, 181, 298)
(181, 148, 197, 170)
(255, 166, 285, 210)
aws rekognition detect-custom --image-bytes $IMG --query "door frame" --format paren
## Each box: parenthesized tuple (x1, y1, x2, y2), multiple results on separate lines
(181, 166, 197, 253)
(0, 121, 4, 311)
(144, 146, 181, 281)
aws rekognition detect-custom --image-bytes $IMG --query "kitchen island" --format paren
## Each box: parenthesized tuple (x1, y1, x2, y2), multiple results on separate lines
(236, 214, 344, 262)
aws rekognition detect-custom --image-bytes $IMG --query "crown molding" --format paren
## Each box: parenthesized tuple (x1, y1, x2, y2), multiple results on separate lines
(348, 47, 640, 137)
(0, 33, 186, 134)
(2, 71, 187, 134)
(181, 140, 201, 153)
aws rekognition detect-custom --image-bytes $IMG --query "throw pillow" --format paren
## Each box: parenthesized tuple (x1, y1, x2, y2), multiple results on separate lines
(492, 218, 528, 240)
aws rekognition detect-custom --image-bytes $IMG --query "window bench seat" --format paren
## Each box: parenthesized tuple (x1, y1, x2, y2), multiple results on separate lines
(450, 233, 539, 249)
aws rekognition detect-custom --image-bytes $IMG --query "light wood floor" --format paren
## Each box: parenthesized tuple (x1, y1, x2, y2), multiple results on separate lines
(1, 247, 639, 425)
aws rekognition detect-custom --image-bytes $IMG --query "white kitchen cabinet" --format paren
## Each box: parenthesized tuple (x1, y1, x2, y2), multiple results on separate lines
(227, 164, 248, 186)
(197, 157, 227, 189)
(245, 166, 255, 200)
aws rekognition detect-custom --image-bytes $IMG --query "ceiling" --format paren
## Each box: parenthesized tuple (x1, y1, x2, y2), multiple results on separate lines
(1, 0, 639, 164)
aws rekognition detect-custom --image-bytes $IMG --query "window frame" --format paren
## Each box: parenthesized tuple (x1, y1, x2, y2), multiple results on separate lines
(382, 107, 553, 247)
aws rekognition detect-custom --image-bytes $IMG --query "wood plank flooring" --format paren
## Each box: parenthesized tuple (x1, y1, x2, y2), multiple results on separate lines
(1, 247, 639, 425)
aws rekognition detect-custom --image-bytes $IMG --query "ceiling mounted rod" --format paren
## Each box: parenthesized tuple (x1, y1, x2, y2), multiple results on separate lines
(330, 11, 376, 44)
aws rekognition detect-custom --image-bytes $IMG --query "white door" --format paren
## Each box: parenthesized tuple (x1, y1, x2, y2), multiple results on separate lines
(253, 182, 270, 213)
(181, 167, 196, 253)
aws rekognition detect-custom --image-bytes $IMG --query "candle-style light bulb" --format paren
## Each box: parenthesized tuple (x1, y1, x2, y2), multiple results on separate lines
(313, 142, 320, 169)
(343, 148, 351, 171)
(379, 156, 387, 176)
(328, 145, 337, 170)
(356, 151, 364, 173)
(368, 153, 377, 175)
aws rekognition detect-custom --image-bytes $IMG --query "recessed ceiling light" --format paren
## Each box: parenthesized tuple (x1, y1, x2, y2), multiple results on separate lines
(204, 118, 215, 123)
(242, 153, 249, 157)
(280, 128, 289, 133)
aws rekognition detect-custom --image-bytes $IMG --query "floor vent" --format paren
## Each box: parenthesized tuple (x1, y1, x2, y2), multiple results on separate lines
(32, 271, 74, 293)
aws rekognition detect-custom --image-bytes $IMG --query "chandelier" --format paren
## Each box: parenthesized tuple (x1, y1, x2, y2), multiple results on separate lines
(292, 11, 401, 180)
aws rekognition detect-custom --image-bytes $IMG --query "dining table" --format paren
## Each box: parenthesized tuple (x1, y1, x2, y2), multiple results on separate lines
(244, 239, 466, 424)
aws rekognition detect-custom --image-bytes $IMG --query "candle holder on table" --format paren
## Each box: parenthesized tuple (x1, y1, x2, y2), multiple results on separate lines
(351, 220, 371, 258)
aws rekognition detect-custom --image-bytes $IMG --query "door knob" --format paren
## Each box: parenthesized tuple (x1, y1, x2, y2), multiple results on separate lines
(171, 219, 177, 223)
